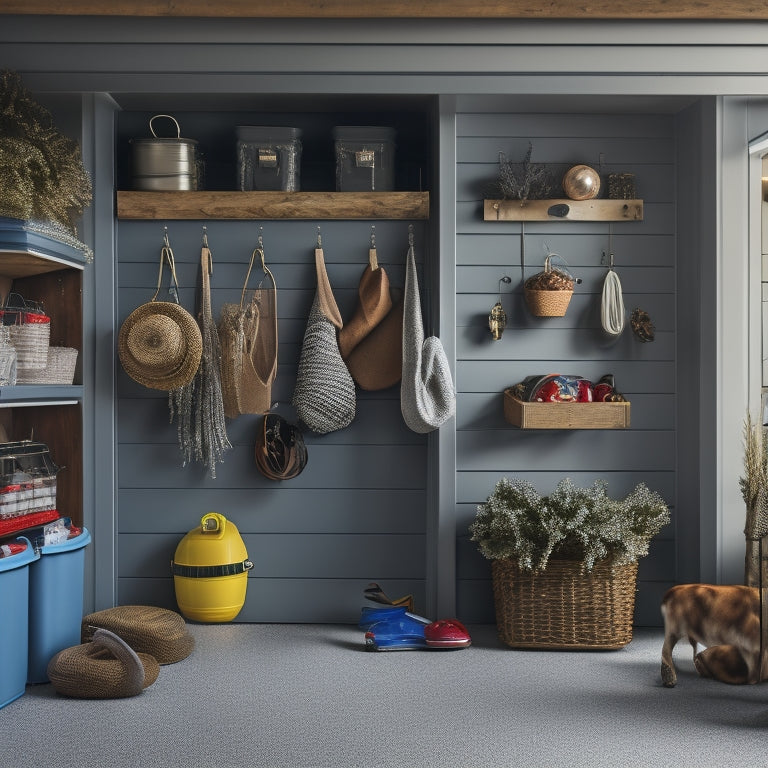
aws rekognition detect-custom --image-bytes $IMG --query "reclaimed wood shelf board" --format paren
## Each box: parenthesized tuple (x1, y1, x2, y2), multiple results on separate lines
(484, 199, 643, 222)
(117, 190, 430, 220)
(503, 390, 631, 430)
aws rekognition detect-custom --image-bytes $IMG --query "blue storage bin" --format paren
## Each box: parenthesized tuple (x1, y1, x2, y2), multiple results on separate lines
(27, 528, 91, 684)
(0, 538, 38, 709)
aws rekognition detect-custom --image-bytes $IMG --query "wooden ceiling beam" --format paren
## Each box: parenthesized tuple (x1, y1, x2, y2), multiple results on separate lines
(1, 1, 768, 19)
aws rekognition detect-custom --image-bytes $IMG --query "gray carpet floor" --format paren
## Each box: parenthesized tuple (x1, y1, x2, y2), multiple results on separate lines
(3, 624, 768, 768)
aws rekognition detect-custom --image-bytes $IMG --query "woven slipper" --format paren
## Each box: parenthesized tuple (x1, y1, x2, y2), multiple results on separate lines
(81, 605, 194, 665)
(48, 628, 160, 699)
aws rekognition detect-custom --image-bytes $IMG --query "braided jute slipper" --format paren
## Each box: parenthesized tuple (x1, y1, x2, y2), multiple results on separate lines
(81, 605, 194, 665)
(47, 628, 160, 699)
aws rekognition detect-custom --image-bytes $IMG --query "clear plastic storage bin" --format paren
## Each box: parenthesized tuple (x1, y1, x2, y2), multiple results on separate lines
(333, 126, 396, 192)
(236, 126, 302, 191)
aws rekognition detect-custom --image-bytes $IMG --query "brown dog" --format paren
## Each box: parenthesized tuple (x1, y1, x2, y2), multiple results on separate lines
(660, 584, 764, 687)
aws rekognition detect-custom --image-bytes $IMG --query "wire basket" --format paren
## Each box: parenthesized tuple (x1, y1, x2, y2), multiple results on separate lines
(17, 347, 78, 385)
(491, 558, 638, 650)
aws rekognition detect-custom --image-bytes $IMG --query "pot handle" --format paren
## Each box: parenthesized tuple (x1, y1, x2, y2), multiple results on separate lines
(150, 114, 182, 139)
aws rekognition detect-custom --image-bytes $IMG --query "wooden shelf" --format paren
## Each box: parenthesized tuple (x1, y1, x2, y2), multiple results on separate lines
(484, 198, 643, 222)
(117, 190, 430, 220)
(503, 390, 631, 430)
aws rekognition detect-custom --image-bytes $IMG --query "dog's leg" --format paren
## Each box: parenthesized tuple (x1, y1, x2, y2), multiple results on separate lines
(661, 630, 679, 688)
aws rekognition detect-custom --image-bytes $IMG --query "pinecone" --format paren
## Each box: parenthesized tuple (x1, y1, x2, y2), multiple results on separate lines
(630, 308, 655, 342)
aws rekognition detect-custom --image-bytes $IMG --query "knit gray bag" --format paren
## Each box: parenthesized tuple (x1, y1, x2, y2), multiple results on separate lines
(400, 236, 455, 433)
(292, 247, 355, 434)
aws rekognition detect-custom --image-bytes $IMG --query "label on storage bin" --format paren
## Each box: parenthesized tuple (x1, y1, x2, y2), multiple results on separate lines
(258, 148, 278, 167)
(355, 150, 376, 168)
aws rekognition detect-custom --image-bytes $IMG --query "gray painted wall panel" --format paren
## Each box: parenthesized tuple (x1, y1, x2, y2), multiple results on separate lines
(456, 233, 675, 267)
(116, 190, 430, 619)
(454, 110, 677, 625)
(0, 16, 718, 628)
(119, 533, 426, 579)
(118, 489, 426, 534)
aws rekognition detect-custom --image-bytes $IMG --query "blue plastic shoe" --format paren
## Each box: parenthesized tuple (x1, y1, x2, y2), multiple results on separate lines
(364, 613, 432, 651)
(358, 605, 431, 631)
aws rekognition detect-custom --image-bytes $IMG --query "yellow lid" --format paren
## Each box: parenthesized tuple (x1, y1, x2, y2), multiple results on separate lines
(173, 512, 248, 568)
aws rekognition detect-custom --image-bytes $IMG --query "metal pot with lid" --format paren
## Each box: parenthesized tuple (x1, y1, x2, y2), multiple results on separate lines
(131, 114, 201, 191)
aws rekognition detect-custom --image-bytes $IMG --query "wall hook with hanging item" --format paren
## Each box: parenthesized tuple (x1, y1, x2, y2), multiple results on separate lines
(218, 229, 279, 419)
(117, 227, 202, 392)
(600, 223, 626, 337)
(523, 244, 580, 318)
(338, 223, 403, 391)
(401, 225, 456, 433)
(169, 227, 231, 479)
(489, 276, 512, 341)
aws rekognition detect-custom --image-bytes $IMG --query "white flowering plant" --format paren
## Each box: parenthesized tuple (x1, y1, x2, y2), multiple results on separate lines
(470, 477, 670, 572)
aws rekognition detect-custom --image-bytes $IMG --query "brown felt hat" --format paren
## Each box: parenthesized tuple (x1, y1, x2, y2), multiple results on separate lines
(338, 252, 393, 361)
(346, 289, 403, 391)
(118, 301, 202, 391)
(48, 628, 160, 699)
(82, 605, 195, 665)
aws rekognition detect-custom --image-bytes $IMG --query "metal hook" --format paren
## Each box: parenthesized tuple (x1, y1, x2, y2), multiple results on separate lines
(202, 225, 209, 248)
(408, 224, 414, 248)
(370, 225, 376, 249)
(316, 226, 322, 248)
(603, 223, 615, 269)
(163, 225, 170, 249)
(498, 275, 512, 301)
(258, 225, 264, 249)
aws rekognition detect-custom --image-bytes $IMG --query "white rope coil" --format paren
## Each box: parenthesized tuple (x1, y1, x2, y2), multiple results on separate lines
(601, 269, 625, 336)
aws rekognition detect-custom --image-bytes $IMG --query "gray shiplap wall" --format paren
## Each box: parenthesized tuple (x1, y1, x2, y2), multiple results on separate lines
(116, 213, 429, 622)
(453, 110, 677, 626)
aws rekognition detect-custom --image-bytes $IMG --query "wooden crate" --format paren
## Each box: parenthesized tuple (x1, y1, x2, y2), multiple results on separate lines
(503, 390, 630, 430)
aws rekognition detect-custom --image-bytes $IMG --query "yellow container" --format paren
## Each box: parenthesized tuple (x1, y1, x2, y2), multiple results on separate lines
(171, 513, 253, 622)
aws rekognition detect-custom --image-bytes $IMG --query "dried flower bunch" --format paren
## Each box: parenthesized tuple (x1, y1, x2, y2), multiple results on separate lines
(0, 70, 92, 235)
(494, 143, 556, 201)
(470, 477, 670, 572)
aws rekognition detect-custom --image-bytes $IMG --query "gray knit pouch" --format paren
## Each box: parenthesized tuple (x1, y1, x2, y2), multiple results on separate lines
(400, 241, 455, 433)
(292, 250, 355, 434)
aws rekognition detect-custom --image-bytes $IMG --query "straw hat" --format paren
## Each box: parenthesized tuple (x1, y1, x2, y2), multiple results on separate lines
(47, 628, 160, 699)
(81, 605, 195, 665)
(118, 300, 202, 391)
